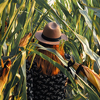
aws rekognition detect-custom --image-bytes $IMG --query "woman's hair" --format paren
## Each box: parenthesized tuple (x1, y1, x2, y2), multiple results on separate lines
(34, 42, 65, 76)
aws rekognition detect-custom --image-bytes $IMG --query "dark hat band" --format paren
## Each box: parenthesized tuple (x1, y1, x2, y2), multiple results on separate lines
(41, 33, 61, 42)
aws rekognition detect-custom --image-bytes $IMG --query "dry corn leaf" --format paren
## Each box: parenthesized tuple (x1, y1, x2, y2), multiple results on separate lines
(83, 66, 100, 92)
(0, 59, 11, 95)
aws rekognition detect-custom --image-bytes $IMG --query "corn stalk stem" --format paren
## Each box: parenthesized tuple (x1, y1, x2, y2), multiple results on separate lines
(0, 46, 2, 59)
(1, 8, 6, 37)
(7, 45, 11, 56)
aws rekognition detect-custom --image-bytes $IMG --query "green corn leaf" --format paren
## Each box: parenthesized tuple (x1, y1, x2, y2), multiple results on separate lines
(7, 23, 22, 43)
(77, 75, 100, 100)
(93, 21, 100, 39)
(16, 67, 24, 97)
(79, 9, 92, 30)
(1, 8, 6, 37)
(7, 73, 20, 88)
(32, 10, 41, 28)
(67, 93, 87, 100)
(35, 0, 63, 24)
(10, 31, 23, 55)
(93, 27, 100, 49)
(12, 0, 18, 3)
(0, 0, 8, 14)
(18, 9, 27, 27)
(27, 10, 51, 47)
(9, 2, 16, 20)
(74, 33, 100, 68)
(11, 16, 31, 55)
(56, 1, 72, 19)
(65, 41, 82, 63)
(83, 6, 100, 18)
(1, 1, 25, 45)
(20, 50, 27, 100)
(35, 8, 53, 23)
(79, 7, 100, 48)
(95, 13, 100, 18)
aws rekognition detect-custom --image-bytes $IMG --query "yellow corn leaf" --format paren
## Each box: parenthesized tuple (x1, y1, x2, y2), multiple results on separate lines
(83, 66, 100, 92)
(0, 0, 8, 14)
(73, 63, 100, 92)
(0, 59, 11, 95)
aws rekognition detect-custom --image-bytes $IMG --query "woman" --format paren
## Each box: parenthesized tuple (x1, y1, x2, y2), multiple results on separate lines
(26, 22, 71, 100)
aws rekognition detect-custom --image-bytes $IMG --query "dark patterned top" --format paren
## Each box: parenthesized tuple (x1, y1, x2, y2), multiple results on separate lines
(26, 59, 67, 100)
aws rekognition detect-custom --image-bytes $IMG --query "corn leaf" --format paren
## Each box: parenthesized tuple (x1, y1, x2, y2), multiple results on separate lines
(1, 1, 25, 45)
(27, 10, 51, 47)
(74, 33, 100, 68)
(84, 6, 100, 18)
(0, 0, 8, 14)
(77, 75, 100, 100)
(65, 41, 82, 63)
(56, 1, 72, 19)
(68, 93, 87, 100)
(3, 52, 22, 100)
(20, 51, 26, 100)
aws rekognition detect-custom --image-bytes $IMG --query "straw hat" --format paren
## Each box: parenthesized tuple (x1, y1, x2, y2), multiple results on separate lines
(35, 22, 68, 45)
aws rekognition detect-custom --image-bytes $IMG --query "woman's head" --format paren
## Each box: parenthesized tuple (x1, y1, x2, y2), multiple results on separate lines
(34, 22, 67, 75)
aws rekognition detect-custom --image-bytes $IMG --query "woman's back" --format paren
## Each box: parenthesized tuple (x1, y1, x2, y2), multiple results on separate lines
(26, 60, 67, 100)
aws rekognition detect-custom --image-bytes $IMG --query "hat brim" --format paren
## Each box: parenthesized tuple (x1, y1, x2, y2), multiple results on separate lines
(35, 30, 68, 45)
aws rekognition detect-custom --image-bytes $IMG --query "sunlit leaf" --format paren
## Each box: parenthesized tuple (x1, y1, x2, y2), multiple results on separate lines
(7, 23, 22, 43)
(79, 9, 92, 30)
(2, 42, 7, 56)
(74, 33, 100, 68)
(84, 6, 100, 18)
(93, 28, 100, 48)
(11, 16, 31, 55)
(79, 7, 100, 48)
(1, 1, 25, 45)
(83, 66, 100, 92)
(56, 1, 72, 18)
(77, 75, 100, 100)
(0, 0, 8, 14)
(27, 10, 51, 47)
(68, 93, 87, 100)
(20, 50, 27, 100)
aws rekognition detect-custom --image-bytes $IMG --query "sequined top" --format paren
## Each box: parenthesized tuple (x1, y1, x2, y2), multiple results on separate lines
(26, 60, 67, 100)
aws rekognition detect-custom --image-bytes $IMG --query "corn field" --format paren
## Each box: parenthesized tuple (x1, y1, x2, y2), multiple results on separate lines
(0, 0, 100, 100)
